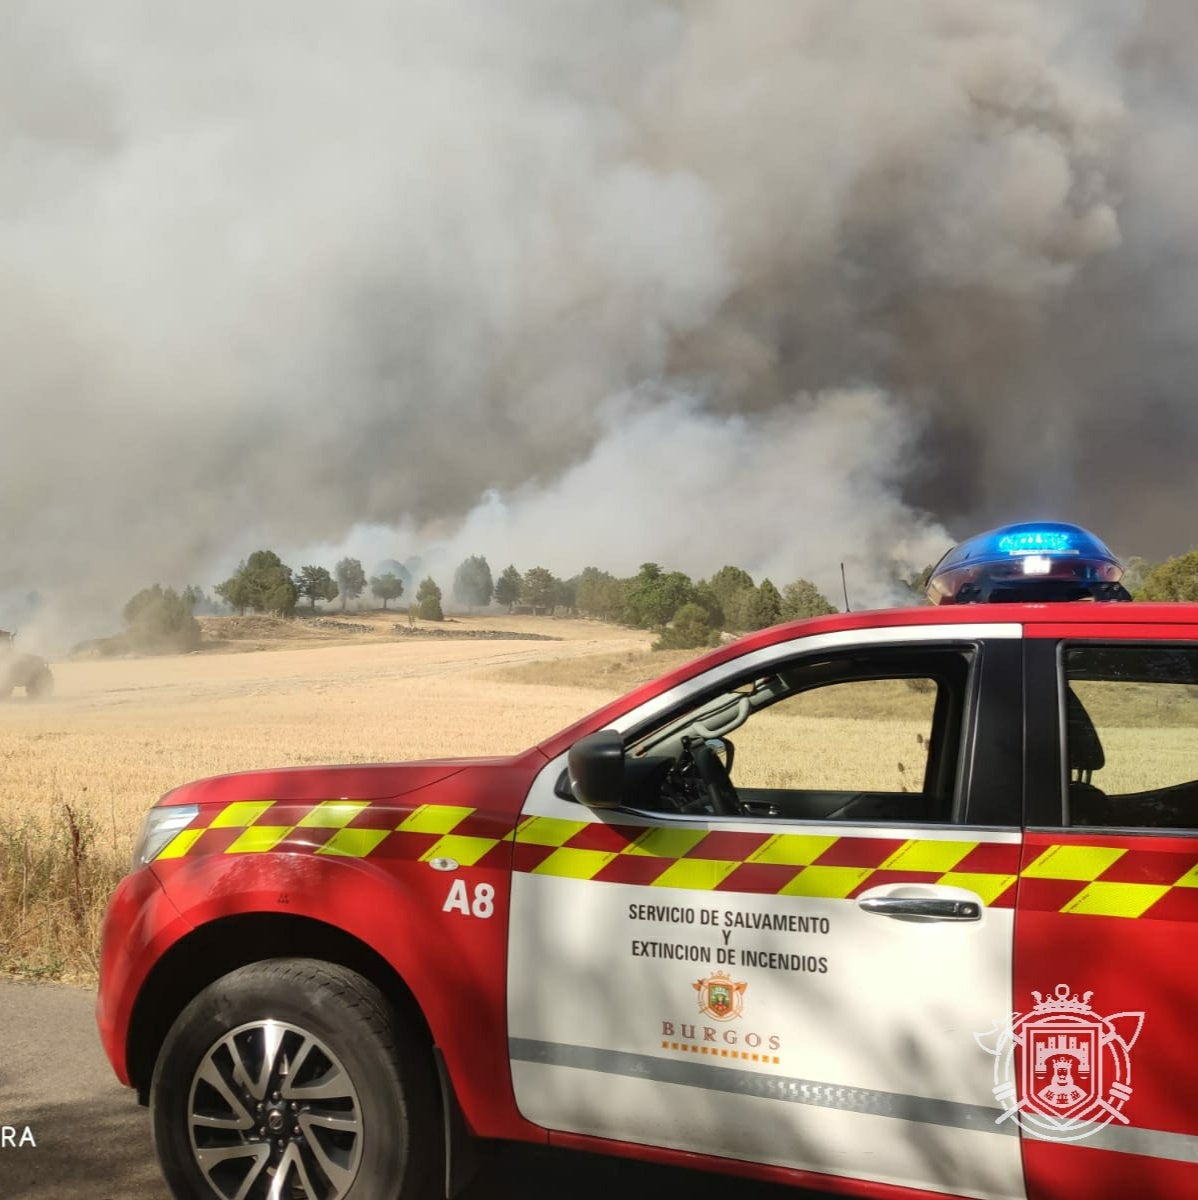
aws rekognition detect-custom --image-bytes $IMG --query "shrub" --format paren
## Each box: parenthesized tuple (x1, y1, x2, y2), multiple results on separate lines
(1137, 551, 1198, 601)
(415, 577, 444, 621)
(780, 579, 836, 620)
(652, 602, 719, 651)
(122, 585, 201, 654)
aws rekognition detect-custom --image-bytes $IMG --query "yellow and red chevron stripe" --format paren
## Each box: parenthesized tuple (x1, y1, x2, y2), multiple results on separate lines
(510, 816, 1198, 921)
(154, 801, 1198, 920)
(510, 815, 1020, 906)
(156, 801, 510, 868)
(1018, 840, 1198, 921)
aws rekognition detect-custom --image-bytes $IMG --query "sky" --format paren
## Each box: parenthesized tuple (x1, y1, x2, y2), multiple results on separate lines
(5, 1, 1198, 642)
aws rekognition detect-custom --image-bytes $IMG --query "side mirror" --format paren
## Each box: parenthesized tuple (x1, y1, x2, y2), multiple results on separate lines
(567, 730, 625, 809)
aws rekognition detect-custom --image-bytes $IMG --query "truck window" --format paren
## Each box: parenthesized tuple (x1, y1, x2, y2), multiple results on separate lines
(623, 647, 974, 825)
(1063, 645, 1198, 831)
(732, 677, 937, 795)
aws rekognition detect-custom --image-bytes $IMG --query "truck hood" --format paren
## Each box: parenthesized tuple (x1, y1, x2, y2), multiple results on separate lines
(156, 757, 517, 808)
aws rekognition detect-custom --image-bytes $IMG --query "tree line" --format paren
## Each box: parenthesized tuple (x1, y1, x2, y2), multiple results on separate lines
(116, 551, 838, 654)
(115, 545, 1198, 658)
(205, 552, 836, 646)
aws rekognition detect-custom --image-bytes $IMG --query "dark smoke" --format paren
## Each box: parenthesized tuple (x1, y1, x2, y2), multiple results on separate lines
(4, 2, 1197, 641)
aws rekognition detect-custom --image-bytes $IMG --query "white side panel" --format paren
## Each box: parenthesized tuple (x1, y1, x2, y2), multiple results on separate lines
(509, 872, 1013, 1102)
(508, 871, 1021, 1198)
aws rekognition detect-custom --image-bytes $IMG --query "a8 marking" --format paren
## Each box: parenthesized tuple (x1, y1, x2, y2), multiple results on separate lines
(442, 879, 495, 919)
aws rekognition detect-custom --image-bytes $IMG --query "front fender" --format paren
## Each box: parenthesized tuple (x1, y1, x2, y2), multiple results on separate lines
(152, 848, 527, 1137)
(136, 760, 546, 1142)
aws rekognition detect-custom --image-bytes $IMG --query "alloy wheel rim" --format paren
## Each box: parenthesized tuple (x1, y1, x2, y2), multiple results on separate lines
(187, 1019, 363, 1200)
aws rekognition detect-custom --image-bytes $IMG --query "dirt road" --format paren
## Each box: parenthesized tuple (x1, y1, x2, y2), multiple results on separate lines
(0, 978, 805, 1200)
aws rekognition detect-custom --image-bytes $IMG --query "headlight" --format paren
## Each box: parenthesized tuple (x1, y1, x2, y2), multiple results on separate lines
(132, 805, 199, 871)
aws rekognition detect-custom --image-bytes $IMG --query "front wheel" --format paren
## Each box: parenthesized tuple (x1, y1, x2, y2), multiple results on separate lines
(151, 959, 438, 1200)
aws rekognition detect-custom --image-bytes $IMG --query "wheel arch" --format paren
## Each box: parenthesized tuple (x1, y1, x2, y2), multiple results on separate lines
(126, 912, 433, 1104)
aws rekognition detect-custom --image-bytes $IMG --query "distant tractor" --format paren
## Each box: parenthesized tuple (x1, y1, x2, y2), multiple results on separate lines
(0, 630, 53, 700)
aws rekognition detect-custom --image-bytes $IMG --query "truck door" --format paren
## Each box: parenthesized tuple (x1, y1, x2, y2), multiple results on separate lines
(1015, 634, 1198, 1197)
(508, 625, 1026, 1199)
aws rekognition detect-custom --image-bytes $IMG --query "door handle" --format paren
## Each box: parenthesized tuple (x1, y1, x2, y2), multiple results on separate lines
(857, 896, 982, 921)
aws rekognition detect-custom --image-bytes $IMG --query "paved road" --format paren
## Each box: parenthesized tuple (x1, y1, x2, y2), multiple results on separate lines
(0, 979, 808, 1200)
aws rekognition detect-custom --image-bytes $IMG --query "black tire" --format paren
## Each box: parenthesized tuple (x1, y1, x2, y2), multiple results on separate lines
(151, 959, 438, 1200)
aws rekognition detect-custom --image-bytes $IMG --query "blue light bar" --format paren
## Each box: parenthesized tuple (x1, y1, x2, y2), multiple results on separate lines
(996, 528, 1076, 556)
(926, 522, 1128, 606)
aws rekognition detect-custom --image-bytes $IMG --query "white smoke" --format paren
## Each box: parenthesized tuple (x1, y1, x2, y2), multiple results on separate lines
(6, 1, 1196, 644)
(403, 387, 949, 609)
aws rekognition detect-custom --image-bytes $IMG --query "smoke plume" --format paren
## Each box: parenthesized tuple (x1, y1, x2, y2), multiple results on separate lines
(4, 2, 1196, 639)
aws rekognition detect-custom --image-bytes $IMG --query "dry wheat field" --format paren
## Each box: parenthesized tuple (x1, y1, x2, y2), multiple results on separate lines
(0, 615, 656, 978)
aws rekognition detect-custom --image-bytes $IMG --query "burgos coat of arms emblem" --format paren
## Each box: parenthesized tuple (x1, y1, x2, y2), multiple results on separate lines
(693, 971, 747, 1022)
(975, 984, 1144, 1142)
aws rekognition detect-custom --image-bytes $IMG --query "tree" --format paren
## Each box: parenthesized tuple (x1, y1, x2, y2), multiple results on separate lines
(1121, 555, 1151, 597)
(213, 572, 252, 614)
(553, 575, 577, 613)
(181, 584, 222, 615)
(652, 602, 719, 651)
(1138, 551, 1198, 601)
(575, 567, 627, 621)
(521, 566, 558, 612)
(780, 578, 836, 621)
(707, 566, 757, 631)
(721, 588, 756, 631)
(744, 578, 783, 630)
(453, 555, 494, 610)
(334, 557, 367, 611)
(623, 563, 697, 628)
(374, 559, 413, 592)
(692, 582, 725, 629)
(709, 565, 755, 616)
(296, 565, 338, 609)
(495, 565, 522, 610)
(215, 550, 297, 616)
(122, 584, 201, 653)
(415, 576, 444, 620)
(370, 573, 405, 609)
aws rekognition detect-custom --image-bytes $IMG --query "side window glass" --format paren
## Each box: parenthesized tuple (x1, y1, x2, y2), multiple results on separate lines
(1064, 645, 1198, 830)
(732, 679, 937, 795)
(622, 649, 972, 824)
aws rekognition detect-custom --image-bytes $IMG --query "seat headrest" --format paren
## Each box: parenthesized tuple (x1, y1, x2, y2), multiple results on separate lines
(1066, 688, 1105, 773)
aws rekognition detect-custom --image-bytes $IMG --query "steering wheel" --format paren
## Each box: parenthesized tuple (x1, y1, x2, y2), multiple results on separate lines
(687, 738, 740, 816)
